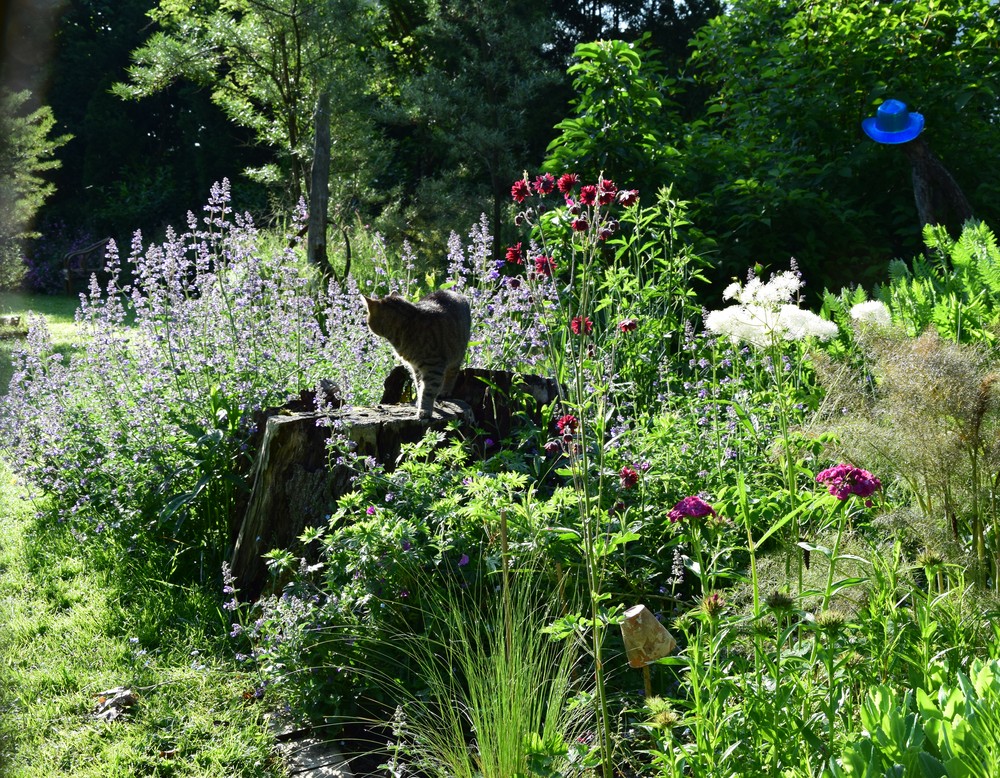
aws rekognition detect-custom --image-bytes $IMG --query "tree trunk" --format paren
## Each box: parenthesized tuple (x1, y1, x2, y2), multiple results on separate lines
(307, 91, 331, 272)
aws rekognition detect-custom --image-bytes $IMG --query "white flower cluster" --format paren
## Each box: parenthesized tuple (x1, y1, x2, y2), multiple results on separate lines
(705, 268, 839, 348)
(849, 300, 892, 329)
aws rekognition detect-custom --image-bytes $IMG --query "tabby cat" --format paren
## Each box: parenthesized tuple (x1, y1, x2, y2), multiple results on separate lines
(363, 289, 472, 418)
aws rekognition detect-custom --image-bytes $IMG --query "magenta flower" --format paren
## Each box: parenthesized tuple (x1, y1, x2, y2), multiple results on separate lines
(511, 178, 531, 203)
(532, 173, 556, 195)
(505, 242, 524, 264)
(816, 464, 881, 503)
(668, 495, 717, 523)
(570, 315, 593, 335)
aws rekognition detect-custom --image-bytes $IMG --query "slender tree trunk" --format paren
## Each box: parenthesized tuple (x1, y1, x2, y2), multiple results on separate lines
(308, 91, 331, 272)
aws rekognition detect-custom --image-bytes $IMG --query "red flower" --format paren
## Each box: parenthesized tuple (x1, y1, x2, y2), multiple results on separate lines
(571, 217, 589, 232)
(579, 185, 598, 206)
(598, 227, 613, 241)
(505, 243, 524, 264)
(570, 315, 593, 335)
(597, 178, 618, 205)
(619, 466, 639, 490)
(618, 189, 639, 207)
(556, 414, 579, 435)
(511, 178, 531, 203)
(533, 255, 556, 276)
(668, 495, 717, 523)
(619, 318, 638, 332)
(557, 173, 579, 194)
(533, 173, 556, 195)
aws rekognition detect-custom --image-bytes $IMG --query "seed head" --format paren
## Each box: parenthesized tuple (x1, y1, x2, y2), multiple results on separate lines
(815, 608, 848, 634)
(765, 590, 795, 612)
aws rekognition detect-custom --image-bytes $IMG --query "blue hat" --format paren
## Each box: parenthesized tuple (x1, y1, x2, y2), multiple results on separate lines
(862, 99, 925, 144)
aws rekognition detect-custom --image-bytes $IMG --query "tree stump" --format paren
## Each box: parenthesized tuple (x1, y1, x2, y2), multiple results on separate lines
(381, 366, 561, 441)
(232, 369, 560, 600)
(231, 400, 473, 600)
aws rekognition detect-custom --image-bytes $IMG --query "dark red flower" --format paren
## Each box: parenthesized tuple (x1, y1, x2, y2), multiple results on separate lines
(571, 217, 589, 232)
(570, 315, 593, 335)
(533, 173, 556, 195)
(598, 178, 618, 205)
(505, 243, 524, 264)
(619, 318, 638, 332)
(668, 495, 717, 523)
(620, 466, 639, 490)
(511, 178, 531, 203)
(557, 173, 579, 194)
(618, 189, 639, 207)
(579, 185, 598, 206)
(556, 414, 579, 435)
(598, 227, 613, 241)
(533, 255, 555, 276)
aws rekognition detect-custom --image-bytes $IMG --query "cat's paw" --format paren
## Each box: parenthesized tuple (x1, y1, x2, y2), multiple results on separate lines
(416, 408, 433, 420)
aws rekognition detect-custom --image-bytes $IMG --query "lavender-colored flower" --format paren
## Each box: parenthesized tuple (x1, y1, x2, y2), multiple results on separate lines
(458, 553, 470, 567)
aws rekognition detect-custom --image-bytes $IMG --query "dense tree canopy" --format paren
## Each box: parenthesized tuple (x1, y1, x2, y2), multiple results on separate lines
(5, 0, 1000, 293)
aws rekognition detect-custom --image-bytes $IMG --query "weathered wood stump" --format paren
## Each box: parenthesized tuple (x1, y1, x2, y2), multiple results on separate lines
(232, 401, 472, 600)
(381, 366, 561, 441)
(231, 369, 561, 600)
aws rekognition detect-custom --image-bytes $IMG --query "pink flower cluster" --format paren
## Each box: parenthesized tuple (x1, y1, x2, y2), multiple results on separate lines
(668, 495, 717, 523)
(815, 464, 881, 504)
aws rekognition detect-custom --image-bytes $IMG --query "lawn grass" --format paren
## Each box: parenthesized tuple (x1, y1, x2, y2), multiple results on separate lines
(0, 291, 80, 392)
(0, 293, 283, 777)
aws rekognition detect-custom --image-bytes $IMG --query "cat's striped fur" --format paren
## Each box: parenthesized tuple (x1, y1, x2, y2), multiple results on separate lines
(363, 290, 472, 419)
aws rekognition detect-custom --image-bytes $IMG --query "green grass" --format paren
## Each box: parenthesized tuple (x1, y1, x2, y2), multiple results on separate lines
(0, 461, 283, 777)
(0, 293, 283, 777)
(0, 291, 80, 392)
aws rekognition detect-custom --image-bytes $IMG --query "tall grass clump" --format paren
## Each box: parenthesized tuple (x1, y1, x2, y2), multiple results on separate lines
(381, 558, 589, 778)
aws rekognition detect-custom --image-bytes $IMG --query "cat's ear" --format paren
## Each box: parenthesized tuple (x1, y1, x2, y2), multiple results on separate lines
(361, 294, 376, 310)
